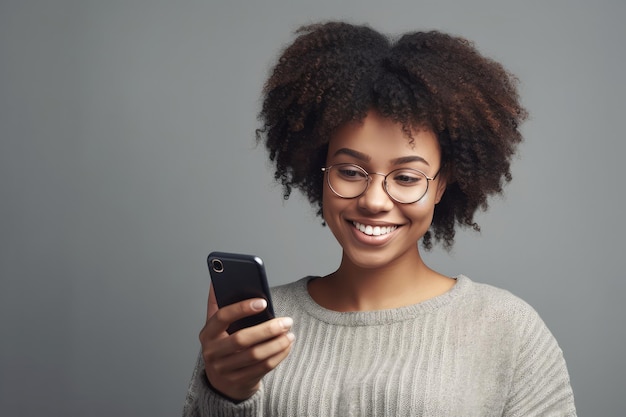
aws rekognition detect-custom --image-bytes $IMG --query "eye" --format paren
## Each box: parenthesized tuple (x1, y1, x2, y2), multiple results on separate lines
(336, 165, 367, 181)
(391, 170, 424, 186)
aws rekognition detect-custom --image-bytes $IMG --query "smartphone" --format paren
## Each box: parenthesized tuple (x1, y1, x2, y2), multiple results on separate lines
(207, 251, 275, 334)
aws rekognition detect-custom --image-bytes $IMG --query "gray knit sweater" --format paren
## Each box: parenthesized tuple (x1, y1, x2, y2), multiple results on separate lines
(183, 276, 577, 416)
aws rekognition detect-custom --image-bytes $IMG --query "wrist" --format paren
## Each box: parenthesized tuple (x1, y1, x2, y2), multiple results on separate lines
(202, 372, 253, 404)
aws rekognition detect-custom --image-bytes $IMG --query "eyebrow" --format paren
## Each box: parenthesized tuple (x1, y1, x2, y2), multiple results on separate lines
(333, 148, 430, 166)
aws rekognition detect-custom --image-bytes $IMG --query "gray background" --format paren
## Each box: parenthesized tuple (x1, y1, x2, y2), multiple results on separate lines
(1, 0, 624, 416)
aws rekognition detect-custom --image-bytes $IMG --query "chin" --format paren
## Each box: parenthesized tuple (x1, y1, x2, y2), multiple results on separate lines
(342, 246, 412, 271)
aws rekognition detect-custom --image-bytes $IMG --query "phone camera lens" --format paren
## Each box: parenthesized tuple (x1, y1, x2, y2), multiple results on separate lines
(211, 259, 224, 273)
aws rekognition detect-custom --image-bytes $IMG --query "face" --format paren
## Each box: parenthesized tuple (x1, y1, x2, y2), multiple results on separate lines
(322, 111, 446, 271)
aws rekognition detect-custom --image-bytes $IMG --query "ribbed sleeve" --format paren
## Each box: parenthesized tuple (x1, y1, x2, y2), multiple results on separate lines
(502, 305, 577, 416)
(182, 276, 576, 416)
(182, 351, 263, 417)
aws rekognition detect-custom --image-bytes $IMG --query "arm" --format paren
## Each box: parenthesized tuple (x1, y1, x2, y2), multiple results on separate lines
(182, 284, 294, 416)
(182, 352, 264, 417)
(503, 310, 577, 417)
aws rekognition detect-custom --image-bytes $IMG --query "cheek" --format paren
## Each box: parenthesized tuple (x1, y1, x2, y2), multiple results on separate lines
(321, 186, 331, 219)
(322, 186, 342, 225)
(321, 195, 347, 243)
(321, 186, 354, 236)
(404, 196, 437, 220)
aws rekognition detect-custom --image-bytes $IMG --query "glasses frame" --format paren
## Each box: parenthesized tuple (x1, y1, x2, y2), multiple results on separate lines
(321, 163, 440, 204)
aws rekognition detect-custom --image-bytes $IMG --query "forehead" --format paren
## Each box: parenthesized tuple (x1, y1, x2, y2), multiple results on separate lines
(327, 111, 441, 164)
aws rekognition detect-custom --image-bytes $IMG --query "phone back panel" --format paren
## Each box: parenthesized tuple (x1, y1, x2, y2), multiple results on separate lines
(207, 252, 275, 333)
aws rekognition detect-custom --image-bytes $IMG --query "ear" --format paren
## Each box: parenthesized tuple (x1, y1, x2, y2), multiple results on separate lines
(434, 176, 447, 204)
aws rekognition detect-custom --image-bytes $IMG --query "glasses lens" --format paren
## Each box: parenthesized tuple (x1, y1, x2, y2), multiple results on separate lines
(385, 169, 429, 203)
(327, 164, 368, 198)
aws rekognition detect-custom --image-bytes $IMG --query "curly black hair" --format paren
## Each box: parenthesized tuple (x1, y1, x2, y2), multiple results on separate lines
(257, 21, 527, 249)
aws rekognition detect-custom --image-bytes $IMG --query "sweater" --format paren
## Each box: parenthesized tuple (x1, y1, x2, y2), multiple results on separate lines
(182, 275, 577, 416)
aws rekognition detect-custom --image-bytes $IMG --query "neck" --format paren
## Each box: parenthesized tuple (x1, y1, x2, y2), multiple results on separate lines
(310, 249, 454, 312)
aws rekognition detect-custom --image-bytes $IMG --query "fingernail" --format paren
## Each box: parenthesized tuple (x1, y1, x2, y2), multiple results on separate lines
(251, 299, 267, 311)
(280, 317, 293, 330)
(286, 332, 295, 342)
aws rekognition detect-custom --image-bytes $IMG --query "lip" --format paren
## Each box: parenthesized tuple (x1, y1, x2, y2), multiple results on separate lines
(348, 219, 403, 246)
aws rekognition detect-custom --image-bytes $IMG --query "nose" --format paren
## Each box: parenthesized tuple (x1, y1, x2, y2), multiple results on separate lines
(358, 173, 394, 213)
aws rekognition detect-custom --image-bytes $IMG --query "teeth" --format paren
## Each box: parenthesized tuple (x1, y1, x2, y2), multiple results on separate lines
(353, 222, 398, 236)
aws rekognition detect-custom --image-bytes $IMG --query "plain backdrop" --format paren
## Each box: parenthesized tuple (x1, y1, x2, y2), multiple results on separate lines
(1, 0, 624, 416)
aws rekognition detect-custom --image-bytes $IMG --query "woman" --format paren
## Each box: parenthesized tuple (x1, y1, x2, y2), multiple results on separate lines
(183, 21, 577, 416)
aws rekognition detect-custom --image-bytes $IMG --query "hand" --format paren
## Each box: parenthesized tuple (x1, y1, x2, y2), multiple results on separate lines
(199, 284, 295, 401)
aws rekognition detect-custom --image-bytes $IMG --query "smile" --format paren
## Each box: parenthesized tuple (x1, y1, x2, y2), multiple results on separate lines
(352, 221, 398, 236)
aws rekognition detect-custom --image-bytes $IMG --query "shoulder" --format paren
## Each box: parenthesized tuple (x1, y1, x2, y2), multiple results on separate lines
(270, 277, 310, 299)
(459, 277, 560, 350)
(458, 275, 541, 319)
(456, 278, 576, 415)
(457, 278, 576, 415)
(269, 277, 313, 314)
(454, 276, 554, 342)
(454, 277, 569, 387)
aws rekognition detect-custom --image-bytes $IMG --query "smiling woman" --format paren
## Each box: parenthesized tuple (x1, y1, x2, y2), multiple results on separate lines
(182, 21, 577, 416)
(318, 112, 448, 284)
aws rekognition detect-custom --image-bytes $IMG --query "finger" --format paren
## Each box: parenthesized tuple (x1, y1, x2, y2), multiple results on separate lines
(218, 331, 295, 372)
(222, 335, 294, 384)
(227, 316, 292, 351)
(204, 298, 269, 337)
(205, 316, 292, 359)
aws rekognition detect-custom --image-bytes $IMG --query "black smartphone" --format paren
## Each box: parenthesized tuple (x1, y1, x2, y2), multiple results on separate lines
(207, 251, 275, 334)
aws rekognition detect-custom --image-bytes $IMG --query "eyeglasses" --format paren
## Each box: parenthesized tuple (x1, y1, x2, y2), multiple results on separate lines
(321, 163, 440, 204)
